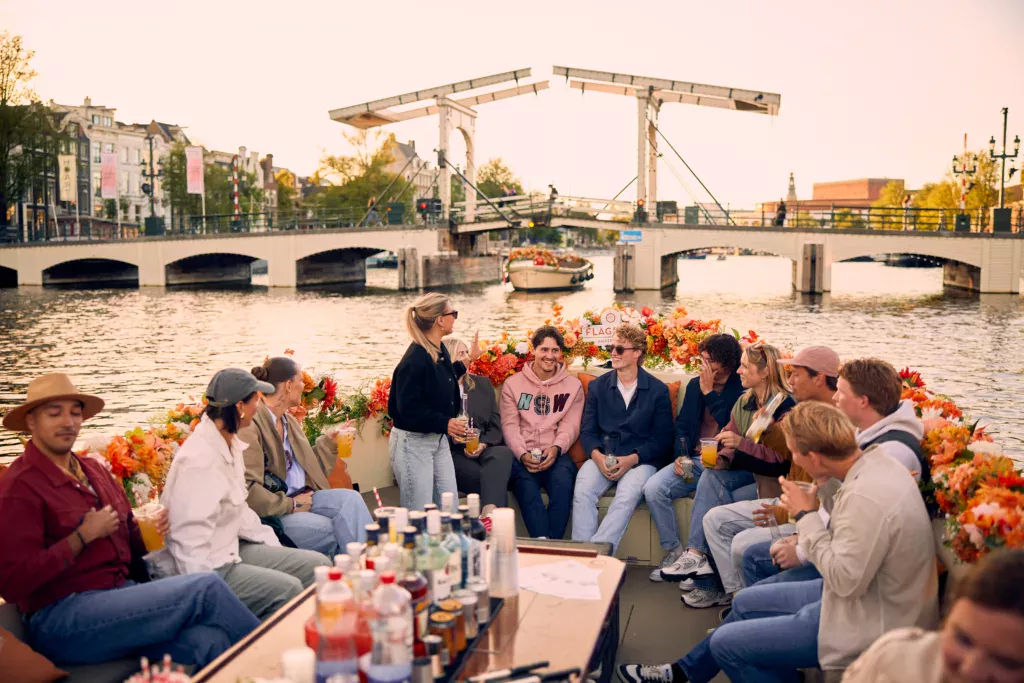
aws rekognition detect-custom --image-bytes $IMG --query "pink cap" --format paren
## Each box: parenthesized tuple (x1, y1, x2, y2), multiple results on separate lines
(779, 346, 840, 378)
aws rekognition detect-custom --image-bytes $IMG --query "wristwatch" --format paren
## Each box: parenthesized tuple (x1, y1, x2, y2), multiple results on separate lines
(793, 509, 814, 523)
(553, 445, 562, 457)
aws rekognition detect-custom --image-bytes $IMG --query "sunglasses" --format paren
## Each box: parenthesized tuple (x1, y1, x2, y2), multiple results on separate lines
(439, 310, 459, 320)
(605, 344, 637, 355)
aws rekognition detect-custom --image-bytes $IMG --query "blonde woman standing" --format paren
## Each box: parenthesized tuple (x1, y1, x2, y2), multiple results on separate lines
(388, 293, 481, 510)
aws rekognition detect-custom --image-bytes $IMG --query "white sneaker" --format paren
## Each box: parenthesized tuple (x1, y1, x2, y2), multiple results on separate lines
(617, 663, 675, 683)
(659, 550, 713, 581)
(678, 577, 697, 592)
(648, 546, 684, 582)
(681, 587, 732, 609)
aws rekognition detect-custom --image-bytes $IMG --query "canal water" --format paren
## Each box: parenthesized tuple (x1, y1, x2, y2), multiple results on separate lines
(2, 252, 1022, 456)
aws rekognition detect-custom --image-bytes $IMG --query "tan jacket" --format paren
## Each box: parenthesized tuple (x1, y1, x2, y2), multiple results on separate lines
(841, 628, 942, 683)
(797, 448, 939, 670)
(239, 405, 337, 518)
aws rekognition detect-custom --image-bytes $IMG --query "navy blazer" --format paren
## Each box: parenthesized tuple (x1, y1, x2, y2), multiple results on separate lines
(579, 367, 674, 467)
(673, 372, 744, 458)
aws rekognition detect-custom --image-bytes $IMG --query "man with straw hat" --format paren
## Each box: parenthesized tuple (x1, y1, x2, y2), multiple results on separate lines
(0, 373, 260, 670)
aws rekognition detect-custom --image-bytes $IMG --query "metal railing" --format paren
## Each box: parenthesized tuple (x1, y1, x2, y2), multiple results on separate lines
(1, 217, 141, 244)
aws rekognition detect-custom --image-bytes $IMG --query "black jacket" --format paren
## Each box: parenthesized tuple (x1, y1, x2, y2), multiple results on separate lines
(673, 372, 744, 459)
(448, 374, 504, 454)
(389, 342, 466, 435)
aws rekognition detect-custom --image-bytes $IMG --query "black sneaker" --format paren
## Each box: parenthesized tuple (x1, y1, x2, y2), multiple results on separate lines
(617, 664, 675, 683)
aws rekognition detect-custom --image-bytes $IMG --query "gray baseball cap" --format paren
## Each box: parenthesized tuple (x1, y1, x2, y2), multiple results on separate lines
(206, 368, 276, 407)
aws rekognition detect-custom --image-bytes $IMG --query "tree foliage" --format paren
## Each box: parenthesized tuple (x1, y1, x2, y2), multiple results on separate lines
(872, 180, 907, 208)
(0, 32, 44, 230)
(313, 130, 416, 218)
(275, 169, 297, 213)
(477, 157, 524, 198)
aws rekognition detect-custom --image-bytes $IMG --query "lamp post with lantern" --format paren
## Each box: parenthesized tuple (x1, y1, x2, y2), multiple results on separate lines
(989, 107, 1020, 209)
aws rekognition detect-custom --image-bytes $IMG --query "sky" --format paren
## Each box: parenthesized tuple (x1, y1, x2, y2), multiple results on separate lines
(3, 0, 1023, 207)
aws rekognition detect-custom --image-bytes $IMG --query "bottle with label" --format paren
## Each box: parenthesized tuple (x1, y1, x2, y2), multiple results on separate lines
(422, 510, 451, 604)
(439, 513, 463, 591)
(449, 513, 472, 590)
(368, 571, 413, 683)
(465, 494, 488, 542)
(408, 511, 427, 536)
(458, 505, 483, 584)
(316, 568, 358, 683)
(353, 570, 380, 681)
(746, 391, 787, 443)
(364, 524, 381, 571)
(399, 526, 429, 657)
(455, 397, 470, 444)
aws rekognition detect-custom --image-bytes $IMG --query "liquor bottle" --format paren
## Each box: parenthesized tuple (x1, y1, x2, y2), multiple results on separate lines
(422, 510, 451, 604)
(441, 491, 457, 515)
(449, 513, 472, 590)
(439, 513, 463, 591)
(399, 526, 429, 657)
(365, 524, 381, 571)
(458, 507, 483, 584)
(316, 568, 357, 683)
(455, 396, 470, 443)
(746, 391, 786, 443)
(465, 494, 488, 542)
(368, 571, 413, 683)
(409, 511, 427, 535)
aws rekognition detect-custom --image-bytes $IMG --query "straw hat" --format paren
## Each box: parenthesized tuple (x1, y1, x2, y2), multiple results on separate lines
(2, 374, 105, 433)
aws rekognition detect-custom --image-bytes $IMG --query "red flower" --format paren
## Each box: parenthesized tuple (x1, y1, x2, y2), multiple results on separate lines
(899, 367, 926, 388)
(641, 306, 653, 317)
(321, 377, 338, 410)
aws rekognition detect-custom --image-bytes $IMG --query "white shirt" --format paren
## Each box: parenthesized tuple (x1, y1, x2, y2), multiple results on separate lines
(162, 414, 279, 575)
(616, 376, 638, 408)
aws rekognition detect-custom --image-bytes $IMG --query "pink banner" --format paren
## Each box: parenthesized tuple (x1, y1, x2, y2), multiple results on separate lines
(100, 152, 118, 199)
(185, 146, 205, 195)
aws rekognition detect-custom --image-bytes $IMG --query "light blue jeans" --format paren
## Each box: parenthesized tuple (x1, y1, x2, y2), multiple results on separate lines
(571, 459, 657, 552)
(388, 427, 458, 511)
(27, 573, 260, 668)
(687, 468, 757, 554)
(642, 459, 704, 551)
(280, 488, 373, 555)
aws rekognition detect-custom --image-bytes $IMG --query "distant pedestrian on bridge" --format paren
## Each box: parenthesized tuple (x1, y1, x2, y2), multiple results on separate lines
(774, 199, 787, 227)
(903, 194, 914, 231)
(366, 196, 381, 227)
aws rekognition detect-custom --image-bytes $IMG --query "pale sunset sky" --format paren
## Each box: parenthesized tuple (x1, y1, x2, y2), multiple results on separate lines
(3, 0, 1022, 207)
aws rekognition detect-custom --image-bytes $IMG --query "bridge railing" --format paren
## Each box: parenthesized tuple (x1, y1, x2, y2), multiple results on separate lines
(1, 217, 142, 244)
(450, 194, 635, 224)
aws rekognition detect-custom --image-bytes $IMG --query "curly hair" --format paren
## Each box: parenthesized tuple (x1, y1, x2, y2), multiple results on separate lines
(698, 334, 742, 373)
(614, 324, 647, 366)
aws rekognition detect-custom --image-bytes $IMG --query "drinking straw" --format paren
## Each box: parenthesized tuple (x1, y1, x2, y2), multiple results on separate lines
(373, 487, 384, 509)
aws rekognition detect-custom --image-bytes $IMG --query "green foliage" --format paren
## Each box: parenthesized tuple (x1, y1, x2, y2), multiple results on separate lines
(873, 180, 907, 208)
(313, 130, 416, 218)
(119, 196, 130, 220)
(0, 33, 48, 228)
(477, 157, 524, 198)
(832, 208, 866, 229)
(275, 169, 297, 213)
(103, 198, 117, 219)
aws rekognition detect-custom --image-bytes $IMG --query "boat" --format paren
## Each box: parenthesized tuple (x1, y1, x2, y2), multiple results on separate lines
(680, 252, 707, 260)
(717, 254, 727, 261)
(505, 247, 594, 291)
(366, 252, 398, 268)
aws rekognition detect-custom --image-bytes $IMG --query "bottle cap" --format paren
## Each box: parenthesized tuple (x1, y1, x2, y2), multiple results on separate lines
(334, 554, 352, 572)
(346, 541, 363, 559)
(423, 503, 438, 512)
(375, 556, 391, 573)
(451, 513, 464, 523)
(467, 493, 481, 518)
(328, 567, 342, 581)
(392, 507, 409, 532)
(427, 509, 441, 535)
(379, 570, 396, 584)
(441, 492, 454, 511)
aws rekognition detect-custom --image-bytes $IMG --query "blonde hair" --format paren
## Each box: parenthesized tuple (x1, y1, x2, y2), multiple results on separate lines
(405, 293, 451, 363)
(614, 324, 647, 366)
(742, 343, 792, 406)
(442, 337, 475, 392)
(781, 401, 858, 460)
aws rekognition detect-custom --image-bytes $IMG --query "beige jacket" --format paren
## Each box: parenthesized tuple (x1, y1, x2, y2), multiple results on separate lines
(841, 628, 943, 683)
(239, 405, 337, 518)
(797, 448, 939, 670)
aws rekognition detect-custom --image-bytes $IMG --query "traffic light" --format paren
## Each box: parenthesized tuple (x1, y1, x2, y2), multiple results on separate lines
(417, 199, 429, 215)
(635, 198, 647, 223)
(528, 220, 535, 228)
(141, 183, 152, 196)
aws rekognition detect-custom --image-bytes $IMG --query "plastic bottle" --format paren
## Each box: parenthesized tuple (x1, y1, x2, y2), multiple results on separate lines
(347, 541, 363, 571)
(440, 492, 456, 515)
(315, 568, 358, 683)
(439, 513, 463, 591)
(450, 513, 471, 590)
(365, 524, 381, 570)
(368, 571, 413, 683)
(353, 570, 379, 683)
(746, 391, 787, 443)
(464, 495, 487, 581)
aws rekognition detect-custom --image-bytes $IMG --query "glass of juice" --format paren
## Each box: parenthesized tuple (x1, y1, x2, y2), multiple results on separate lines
(700, 438, 718, 468)
(135, 502, 165, 552)
(465, 427, 481, 453)
(333, 424, 357, 459)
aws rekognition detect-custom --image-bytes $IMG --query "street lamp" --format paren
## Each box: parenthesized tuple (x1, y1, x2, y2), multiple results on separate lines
(952, 135, 978, 213)
(989, 108, 1020, 209)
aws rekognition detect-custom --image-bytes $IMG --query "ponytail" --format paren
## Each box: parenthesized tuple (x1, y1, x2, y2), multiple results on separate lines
(406, 292, 451, 363)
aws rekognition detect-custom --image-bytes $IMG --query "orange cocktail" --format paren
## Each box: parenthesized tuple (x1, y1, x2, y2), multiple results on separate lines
(700, 439, 718, 468)
(135, 503, 165, 552)
(335, 426, 356, 460)
(465, 427, 481, 453)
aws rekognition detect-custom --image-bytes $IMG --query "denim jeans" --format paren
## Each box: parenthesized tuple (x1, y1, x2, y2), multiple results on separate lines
(509, 453, 578, 539)
(686, 468, 757, 554)
(217, 541, 330, 620)
(388, 427, 458, 511)
(642, 459, 704, 551)
(571, 459, 656, 552)
(742, 540, 823, 587)
(703, 497, 795, 593)
(26, 573, 259, 668)
(678, 579, 823, 683)
(280, 488, 373, 555)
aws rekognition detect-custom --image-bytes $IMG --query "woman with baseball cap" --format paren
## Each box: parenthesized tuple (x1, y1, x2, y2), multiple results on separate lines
(161, 368, 331, 620)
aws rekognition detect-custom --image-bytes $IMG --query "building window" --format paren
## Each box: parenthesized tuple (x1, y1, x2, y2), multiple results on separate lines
(92, 142, 101, 163)
(80, 142, 88, 160)
(92, 115, 100, 124)
(121, 147, 128, 163)
(67, 123, 77, 136)
(103, 117, 112, 127)
(104, 143, 114, 154)
(134, 149, 141, 164)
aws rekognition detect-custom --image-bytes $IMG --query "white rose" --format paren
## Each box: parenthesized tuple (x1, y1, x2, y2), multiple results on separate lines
(515, 342, 529, 355)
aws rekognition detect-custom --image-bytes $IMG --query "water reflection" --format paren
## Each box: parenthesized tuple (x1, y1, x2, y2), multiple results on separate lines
(1, 254, 1022, 455)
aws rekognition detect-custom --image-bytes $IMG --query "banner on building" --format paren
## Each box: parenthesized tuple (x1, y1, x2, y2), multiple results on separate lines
(186, 146, 205, 195)
(58, 154, 77, 202)
(100, 152, 118, 199)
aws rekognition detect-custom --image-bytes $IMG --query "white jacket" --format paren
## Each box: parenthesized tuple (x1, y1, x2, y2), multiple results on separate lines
(856, 400, 924, 480)
(162, 414, 279, 575)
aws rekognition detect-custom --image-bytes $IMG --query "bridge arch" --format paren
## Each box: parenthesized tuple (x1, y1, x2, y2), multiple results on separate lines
(164, 252, 260, 288)
(0, 265, 16, 288)
(295, 246, 392, 287)
(42, 258, 140, 288)
(831, 244, 982, 269)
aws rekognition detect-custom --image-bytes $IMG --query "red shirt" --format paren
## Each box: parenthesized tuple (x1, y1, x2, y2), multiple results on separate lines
(0, 440, 147, 615)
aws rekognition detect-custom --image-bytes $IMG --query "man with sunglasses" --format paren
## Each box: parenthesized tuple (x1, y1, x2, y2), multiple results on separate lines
(572, 324, 674, 552)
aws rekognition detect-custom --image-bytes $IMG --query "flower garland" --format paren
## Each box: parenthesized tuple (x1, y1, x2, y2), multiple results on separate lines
(505, 248, 587, 270)
(900, 367, 1024, 562)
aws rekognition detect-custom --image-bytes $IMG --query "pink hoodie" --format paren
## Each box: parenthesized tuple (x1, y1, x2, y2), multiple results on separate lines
(500, 362, 585, 460)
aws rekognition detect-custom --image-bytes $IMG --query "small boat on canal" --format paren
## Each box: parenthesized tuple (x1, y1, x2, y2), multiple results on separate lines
(505, 247, 594, 291)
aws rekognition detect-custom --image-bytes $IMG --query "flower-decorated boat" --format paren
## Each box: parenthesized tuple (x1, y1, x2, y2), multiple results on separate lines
(504, 247, 594, 291)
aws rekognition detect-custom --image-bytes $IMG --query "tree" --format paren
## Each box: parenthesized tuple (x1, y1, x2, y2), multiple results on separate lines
(103, 198, 117, 220)
(315, 130, 416, 222)
(275, 169, 297, 214)
(477, 157, 524, 198)
(119, 195, 130, 220)
(0, 32, 42, 232)
(872, 180, 906, 208)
